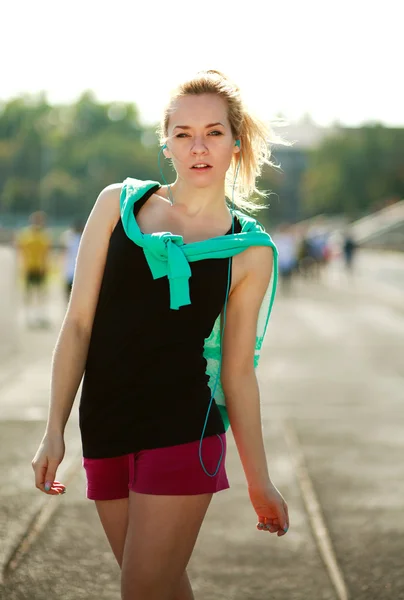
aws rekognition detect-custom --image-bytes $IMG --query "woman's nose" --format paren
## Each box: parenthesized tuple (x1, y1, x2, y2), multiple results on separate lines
(191, 138, 208, 153)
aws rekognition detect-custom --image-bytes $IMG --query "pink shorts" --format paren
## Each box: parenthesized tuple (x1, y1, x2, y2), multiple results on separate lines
(83, 434, 229, 500)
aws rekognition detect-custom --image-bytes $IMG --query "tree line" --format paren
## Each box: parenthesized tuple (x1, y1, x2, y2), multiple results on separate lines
(0, 91, 403, 225)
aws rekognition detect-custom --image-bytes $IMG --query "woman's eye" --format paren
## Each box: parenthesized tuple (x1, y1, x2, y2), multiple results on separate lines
(175, 131, 223, 138)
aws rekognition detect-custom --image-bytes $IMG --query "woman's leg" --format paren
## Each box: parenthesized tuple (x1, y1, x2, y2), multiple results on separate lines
(95, 497, 196, 600)
(174, 572, 195, 600)
(95, 498, 129, 566)
(121, 491, 213, 600)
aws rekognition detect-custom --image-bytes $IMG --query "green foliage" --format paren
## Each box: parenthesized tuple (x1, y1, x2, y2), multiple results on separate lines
(2, 177, 37, 212)
(0, 92, 155, 219)
(1, 93, 403, 223)
(301, 125, 404, 217)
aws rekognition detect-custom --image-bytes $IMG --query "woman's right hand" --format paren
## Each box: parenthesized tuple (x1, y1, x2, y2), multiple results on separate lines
(32, 433, 66, 495)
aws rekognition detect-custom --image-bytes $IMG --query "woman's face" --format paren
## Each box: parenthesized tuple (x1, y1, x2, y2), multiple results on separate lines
(164, 94, 240, 187)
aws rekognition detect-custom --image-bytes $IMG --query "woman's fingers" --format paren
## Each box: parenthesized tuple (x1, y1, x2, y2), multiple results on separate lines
(44, 458, 60, 492)
(33, 461, 48, 492)
(257, 513, 289, 535)
(33, 459, 66, 495)
(32, 436, 66, 495)
(277, 502, 289, 535)
(46, 481, 66, 494)
(251, 484, 290, 535)
(257, 517, 279, 533)
(284, 502, 290, 529)
(44, 482, 66, 496)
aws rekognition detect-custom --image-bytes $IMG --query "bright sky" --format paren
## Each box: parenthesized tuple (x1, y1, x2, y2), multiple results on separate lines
(2, 0, 402, 127)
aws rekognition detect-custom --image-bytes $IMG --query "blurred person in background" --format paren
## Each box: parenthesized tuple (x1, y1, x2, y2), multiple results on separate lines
(16, 211, 51, 328)
(297, 229, 316, 278)
(31, 69, 289, 600)
(61, 220, 84, 302)
(298, 226, 330, 280)
(343, 229, 358, 272)
(273, 222, 298, 294)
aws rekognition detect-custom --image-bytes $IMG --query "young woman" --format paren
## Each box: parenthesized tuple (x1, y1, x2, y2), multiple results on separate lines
(32, 70, 290, 600)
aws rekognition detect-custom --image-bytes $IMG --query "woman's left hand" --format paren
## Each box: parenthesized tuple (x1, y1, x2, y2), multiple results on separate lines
(248, 481, 289, 536)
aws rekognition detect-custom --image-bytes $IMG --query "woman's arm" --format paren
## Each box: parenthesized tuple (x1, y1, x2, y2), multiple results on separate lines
(32, 184, 121, 493)
(47, 184, 121, 434)
(221, 246, 273, 488)
(221, 246, 289, 535)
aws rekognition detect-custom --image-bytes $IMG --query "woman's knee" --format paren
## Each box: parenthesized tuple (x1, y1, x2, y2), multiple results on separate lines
(121, 570, 193, 600)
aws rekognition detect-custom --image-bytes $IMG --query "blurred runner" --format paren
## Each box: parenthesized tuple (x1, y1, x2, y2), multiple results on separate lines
(343, 230, 358, 272)
(298, 227, 329, 280)
(273, 223, 298, 294)
(16, 211, 51, 328)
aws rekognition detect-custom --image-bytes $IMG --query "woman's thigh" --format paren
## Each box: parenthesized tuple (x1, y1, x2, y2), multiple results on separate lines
(121, 491, 213, 600)
(95, 498, 129, 566)
(95, 497, 195, 600)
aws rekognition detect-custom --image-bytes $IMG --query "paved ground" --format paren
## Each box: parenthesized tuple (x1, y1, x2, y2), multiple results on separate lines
(0, 251, 403, 600)
(0, 247, 19, 362)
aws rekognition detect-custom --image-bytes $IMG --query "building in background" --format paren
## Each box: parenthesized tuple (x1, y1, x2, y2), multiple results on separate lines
(271, 115, 338, 224)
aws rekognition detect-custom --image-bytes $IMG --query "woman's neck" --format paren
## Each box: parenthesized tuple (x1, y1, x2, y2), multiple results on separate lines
(165, 178, 230, 220)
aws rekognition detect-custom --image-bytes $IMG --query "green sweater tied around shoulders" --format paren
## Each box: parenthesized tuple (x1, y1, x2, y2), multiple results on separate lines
(120, 177, 278, 430)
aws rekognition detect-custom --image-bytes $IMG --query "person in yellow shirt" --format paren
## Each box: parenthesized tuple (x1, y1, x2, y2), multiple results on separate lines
(17, 211, 51, 327)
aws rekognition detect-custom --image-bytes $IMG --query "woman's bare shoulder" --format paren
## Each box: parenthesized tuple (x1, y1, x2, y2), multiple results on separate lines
(98, 182, 122, 203)
(245, 245, 274, 268)
(92, 183, 122, 232)
(232, 245, 274, 292)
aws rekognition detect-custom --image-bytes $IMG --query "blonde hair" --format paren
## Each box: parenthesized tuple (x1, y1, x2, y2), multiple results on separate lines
(157, 69, 291, 212)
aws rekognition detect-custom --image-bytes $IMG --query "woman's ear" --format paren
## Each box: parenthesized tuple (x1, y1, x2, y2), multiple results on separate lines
(162, 144, 171, 159)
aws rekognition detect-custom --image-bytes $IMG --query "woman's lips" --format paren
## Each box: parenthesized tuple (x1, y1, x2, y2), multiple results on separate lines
(191, 165, 212, 172)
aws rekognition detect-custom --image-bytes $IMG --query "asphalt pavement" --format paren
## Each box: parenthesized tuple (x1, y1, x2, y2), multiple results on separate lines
(0, 252, 403, 600)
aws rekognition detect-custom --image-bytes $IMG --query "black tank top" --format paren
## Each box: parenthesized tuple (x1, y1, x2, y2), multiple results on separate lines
(79, 184, 242, 459)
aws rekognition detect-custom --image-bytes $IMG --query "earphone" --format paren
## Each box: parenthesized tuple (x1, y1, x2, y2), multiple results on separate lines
(158, 138, 242, 477)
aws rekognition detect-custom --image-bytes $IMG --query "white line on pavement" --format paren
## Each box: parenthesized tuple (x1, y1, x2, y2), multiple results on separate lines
(283, 420, 350, 600)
